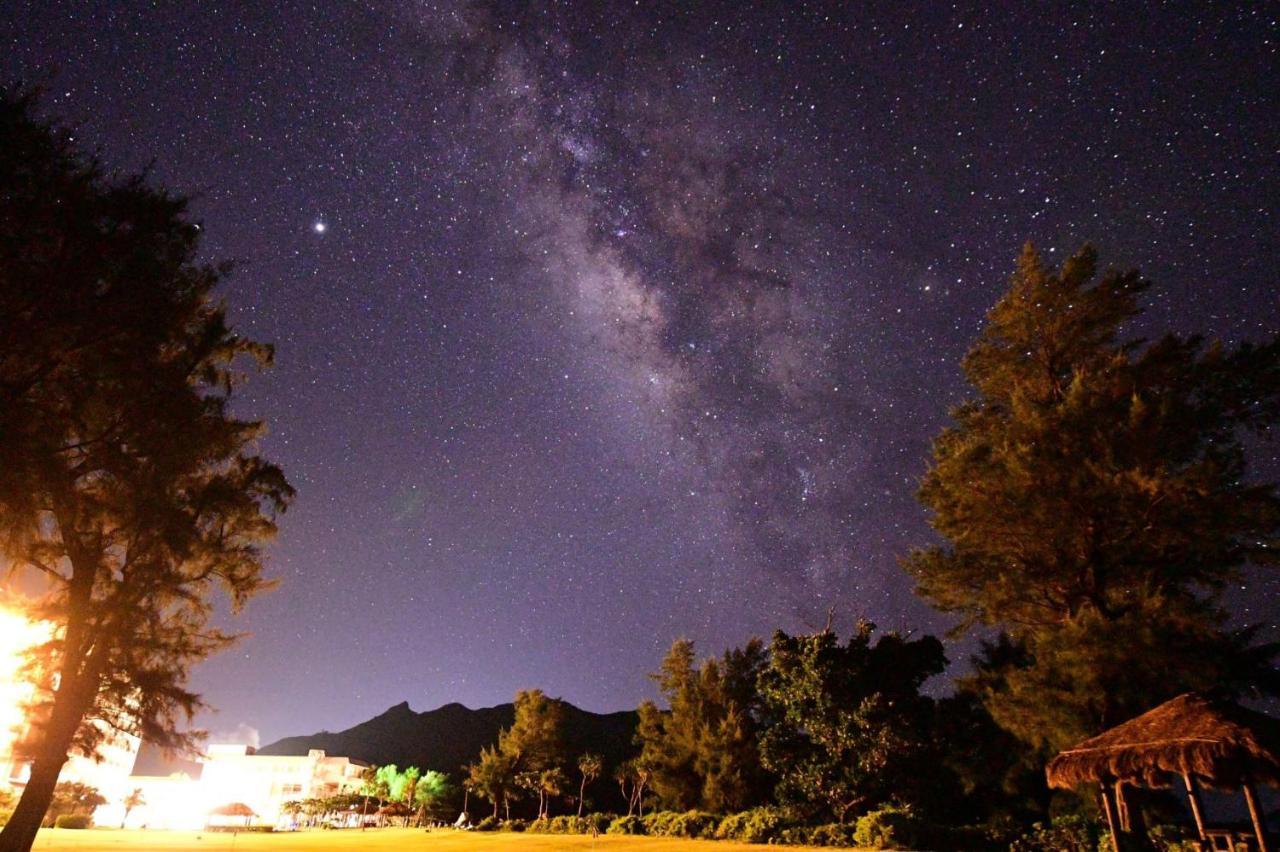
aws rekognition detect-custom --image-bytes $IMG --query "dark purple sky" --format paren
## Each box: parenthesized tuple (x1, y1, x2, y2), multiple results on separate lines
(4, 2, 1277, 745)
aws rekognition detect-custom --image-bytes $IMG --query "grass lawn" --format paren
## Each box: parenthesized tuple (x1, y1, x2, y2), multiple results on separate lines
(30, 827, 849, 851)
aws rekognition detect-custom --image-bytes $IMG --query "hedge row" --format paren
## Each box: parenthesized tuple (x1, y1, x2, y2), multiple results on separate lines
(53, 814, 92, 829)
(1009, 817, 1200, 852)
(472, 806, 1005, 849)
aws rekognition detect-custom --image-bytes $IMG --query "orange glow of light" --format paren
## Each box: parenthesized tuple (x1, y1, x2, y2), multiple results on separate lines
(0, 603, 51, 763)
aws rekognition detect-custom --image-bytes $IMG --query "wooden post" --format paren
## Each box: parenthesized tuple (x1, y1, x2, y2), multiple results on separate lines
(1100, 781, 1124, 852)
(1243, 781, 1270, 852)
(1182, 773, 1207, 840)
(1114, 780, 1132, 833)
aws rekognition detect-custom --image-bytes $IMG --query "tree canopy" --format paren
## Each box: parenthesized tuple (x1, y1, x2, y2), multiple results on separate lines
(635, 638, 769, 813)
(756, 622, 946, 823)
(905, 244, 1280, 751)
(0, 90, 292, 850)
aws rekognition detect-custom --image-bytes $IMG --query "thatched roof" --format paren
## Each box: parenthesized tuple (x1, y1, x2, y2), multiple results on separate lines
(208, 802, 256, 817)
(1046, 693, 1280, 790)
(375, 802, 411, 816)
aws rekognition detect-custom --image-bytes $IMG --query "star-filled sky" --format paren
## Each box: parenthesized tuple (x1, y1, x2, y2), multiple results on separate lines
(4, 2, 1278, 745)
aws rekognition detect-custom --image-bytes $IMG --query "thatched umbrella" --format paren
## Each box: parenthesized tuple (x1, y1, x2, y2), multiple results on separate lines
(1047, 693, 1280, 852)
(371, 800, 411, 828)
(375, 802, 411, 817)
(208, 801, 256, 829)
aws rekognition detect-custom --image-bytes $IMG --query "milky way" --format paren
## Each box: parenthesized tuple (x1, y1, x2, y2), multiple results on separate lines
(3, 2, 1276, 743)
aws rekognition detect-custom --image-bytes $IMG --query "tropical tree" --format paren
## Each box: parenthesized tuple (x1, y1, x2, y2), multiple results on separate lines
(499, 689, 566, 776)
(120, 787, 145, 828)
(374, 763, 400, 808)
(0, 92, 293, 851)
(358, 764, 379, 817)
(399, 765, 421, 813)
(576, 752, 602, 817)
(42, 782, 105, 827)
(756, 622, 946, 823)
(412, 770, 451, 825)
(536, 766, 566, 819)
(614, 761, 637, 817)
(635, 638, 768, 812)
(280, 799, 304, 826)
(904, 244, 1280, 752)
(492, 688, 566, 818)
(467, 745, 515, 819)
(613, 758, 652, 817)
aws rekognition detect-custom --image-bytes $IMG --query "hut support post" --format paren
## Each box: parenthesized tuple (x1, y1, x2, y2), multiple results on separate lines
(1243, 781, 1270, 852)
(1115, 781, 1132, 833)
(1181, 773, 1206, 840)
(1100, 781, 1124, 852)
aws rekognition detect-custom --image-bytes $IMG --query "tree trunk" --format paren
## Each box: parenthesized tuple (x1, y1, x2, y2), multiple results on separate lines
(578, 776, 586, 817)
(0, 754, 67, 852)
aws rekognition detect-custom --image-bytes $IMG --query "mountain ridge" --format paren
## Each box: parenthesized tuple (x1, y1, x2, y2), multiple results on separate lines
(256, 698, 640, 776)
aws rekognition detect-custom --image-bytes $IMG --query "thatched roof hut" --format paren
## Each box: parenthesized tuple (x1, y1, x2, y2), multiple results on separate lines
(1047, 692, 1280, 790)
(208, 802, 256, 818)
(1047, 693, 1280, 852)
(375, 802, 411, 817)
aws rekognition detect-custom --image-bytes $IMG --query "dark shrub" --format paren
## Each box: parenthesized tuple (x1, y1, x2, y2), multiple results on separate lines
(475, 815, 498, 831)
(546, 815, 594, 834)
(808, 822, 860, 846)
(854, 806, 923, 850)
(641, 810, 675, 835)
(585, 812, 613, 834)
(1146, 824, 1198, 852)
(672, 810, 720, 838)
(1009, 816, 1102, 852)
(54, 814, 91, 829)
(715, 807, 790, 843)
(502, 818, 527, 832)
(607, 814, 644, 835)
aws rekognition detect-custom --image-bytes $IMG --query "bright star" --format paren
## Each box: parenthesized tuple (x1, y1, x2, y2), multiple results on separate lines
(313, 221, 327, 234)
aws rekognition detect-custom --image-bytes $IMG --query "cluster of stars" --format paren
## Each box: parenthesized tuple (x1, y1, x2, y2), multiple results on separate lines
(2, 1, 1275, 741)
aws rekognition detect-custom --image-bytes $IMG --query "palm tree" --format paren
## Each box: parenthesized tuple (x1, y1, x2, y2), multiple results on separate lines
(358, 765, 379, 823)
(576, 754, 602, 817)
(538, 767, 566, 819)
(467, 746, 514, 820)
(401, 766, 420, 819)
(121, 788, 145, 828)
(280, 799, 304, 827)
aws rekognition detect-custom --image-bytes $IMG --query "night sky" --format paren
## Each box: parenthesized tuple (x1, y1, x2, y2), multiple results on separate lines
(3, 3, 1277, 745)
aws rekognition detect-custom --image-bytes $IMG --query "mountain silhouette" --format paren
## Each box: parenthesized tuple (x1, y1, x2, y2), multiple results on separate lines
(256, 700, 639, 777)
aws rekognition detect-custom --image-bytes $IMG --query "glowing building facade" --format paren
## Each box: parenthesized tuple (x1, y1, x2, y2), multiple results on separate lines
(100, 746, 369, 830)
(1, 603, 366, 829)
